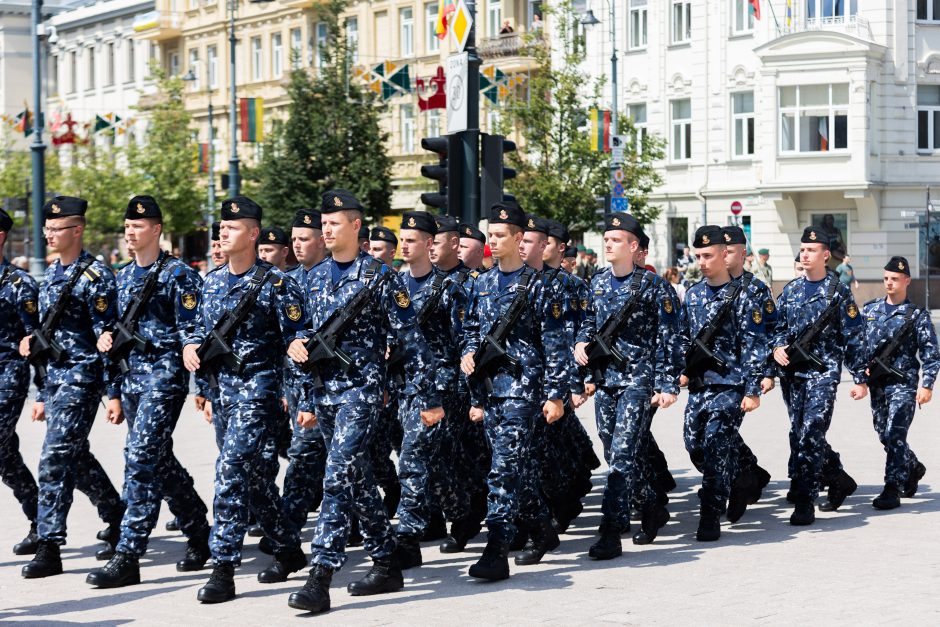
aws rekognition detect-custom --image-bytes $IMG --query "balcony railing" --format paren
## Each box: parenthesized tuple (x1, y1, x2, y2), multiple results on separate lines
(478, 32, 543, 59)
(132, 10, 182, 40)
(775, 14, 873, 41)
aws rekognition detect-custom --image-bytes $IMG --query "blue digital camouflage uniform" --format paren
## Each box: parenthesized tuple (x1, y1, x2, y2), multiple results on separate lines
(771, 271, 867, 501)
(577, 267, 682, 530)
(35, 250, 124, 545)
(0, 258, 40, 525)
(463, 264, 572, 543)
(862, 298, 939, 488)
(679, 276, 769, 514)
(106, 252, 211, 557)
(297, 252, 440, 570)
(184, 259, 305, 564)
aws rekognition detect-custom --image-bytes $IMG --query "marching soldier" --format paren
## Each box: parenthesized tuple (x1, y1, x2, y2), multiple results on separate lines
(86, 196, 212, 588)
(458, 223, 487, 272)
(561, 245, 578, 274)
(369, 226, 398, 266)
(862, 256, 938, 509)
(19, 196, 125, 578)
(258, 226, 291, 271)
(182, 196, 308, 603)
(768, 227, 868, 526)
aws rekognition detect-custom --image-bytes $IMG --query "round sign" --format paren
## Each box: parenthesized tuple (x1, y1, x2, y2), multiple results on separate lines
(613, 168, 624, 183)
(730, 200, 743, 216)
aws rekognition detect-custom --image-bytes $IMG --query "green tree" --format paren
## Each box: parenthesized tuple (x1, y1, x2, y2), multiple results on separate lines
(0, 128, 65, 221)
(247, 0, 392, 226)
(500, 0, 664, 231)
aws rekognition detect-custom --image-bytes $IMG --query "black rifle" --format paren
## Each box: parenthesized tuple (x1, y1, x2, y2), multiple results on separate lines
(196, 264, 271, 388)
(782, 277, 841, 374)
(585, 269, 646, 384)
(108, 253, 172, 373)
(469, 268, 535, 394)
(684, 275, 751, 388)
(388, 270, 448, 387)
(28, 258, 95, 382)
(868, 306, 920, 386)
(301, 258, 392, 390)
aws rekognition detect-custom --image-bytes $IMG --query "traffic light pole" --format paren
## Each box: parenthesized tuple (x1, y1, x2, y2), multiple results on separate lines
(462, 0, 481, 226)
(29, 0, 47, 278)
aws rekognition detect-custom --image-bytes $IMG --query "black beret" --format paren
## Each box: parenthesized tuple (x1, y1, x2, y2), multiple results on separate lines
(693, 225, 724, 248)
(604, 212, 643, 239)
(259, 226, 289, 246)
(884, 256, 910, 276)
(370, 226, 398, 245)
(800, 226, 829, 248)
(321, 188, 363, 213)
(489, 201, 526, 229)
(358, 225, 369, 240)
(524, 214, 550, 235)
(564, 245, 578, 259)
(221, 196, 262, 222)
(638, 230, 650, 251)
(434, 214, 458, 233)
(400, 211, 438, 235)
(0, 208, 12, 232)
(721, 225, 747, 245)
(211, 222, 220, 241)
(546, 219, 569, 243)
(459, 223, 486, 243)
(43, 195, 87, 221)
(292, 208, 321, 230)
(124, 195, 162, 221)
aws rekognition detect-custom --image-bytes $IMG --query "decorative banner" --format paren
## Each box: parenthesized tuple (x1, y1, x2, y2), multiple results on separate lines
(93, 113, 122, 135)
(354, 62, 413, 101)
(52, 113, 80, 145)
(590, 108, 611, 152)
(239, 98, 264, 142)
(195, 143, 210, 173)
(417, 66, 446, 111)
(479, 65, 527, 104)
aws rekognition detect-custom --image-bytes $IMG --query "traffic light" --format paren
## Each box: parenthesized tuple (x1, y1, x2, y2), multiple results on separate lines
(594, 194, 610, 230)
(419, 134, 463, 215)
(480, 133, 516, 220)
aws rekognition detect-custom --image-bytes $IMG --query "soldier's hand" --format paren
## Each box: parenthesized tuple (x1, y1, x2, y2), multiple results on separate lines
(543, 399, 564, 424)
(298, 411, 317, 428)
(916, 387, 932, 406)
(469, 406, 484, 422)
(182, 344, 201, 372)
(97, 330, 113, 353)
(760, 377, 775, 394)
(421, 406, 445, 427)
(679, 375, 689, 388)
(740, 395, 760, 413)
(849, 383, 868, 400)
(773, 346, 790, 367)
(105, 398, 124, 425)
(574, 342, 590, 366)
(204, 401, 213, 424)
(571, 393, 586, 408)
(383, 390, 389, 407)
(31, 401, 45, 422)
(19, 335, 32, 358)
(280, 397, 288, 413)
(583, 382, 596, 397)
(288, 338, 309, 364)
(460, 353, 476, 376)
(194, 395, 206, 411)
(658, 393, 678, 409)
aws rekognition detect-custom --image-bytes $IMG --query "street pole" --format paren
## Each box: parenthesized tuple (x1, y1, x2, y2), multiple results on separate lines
(207, 87, 216, 264)
(608, 0, 618, 199)
(462, 0, 481, 226)
(227, 0, 240, 198)
(927, 188, 932, 308)
(29, 0, 47, 278)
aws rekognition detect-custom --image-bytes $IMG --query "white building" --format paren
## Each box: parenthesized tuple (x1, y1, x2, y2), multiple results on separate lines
(580, 0, 940, 287)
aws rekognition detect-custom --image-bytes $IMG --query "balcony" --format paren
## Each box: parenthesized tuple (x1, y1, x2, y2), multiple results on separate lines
(133, 10, 182, 41)
(775, 15, 873, 42)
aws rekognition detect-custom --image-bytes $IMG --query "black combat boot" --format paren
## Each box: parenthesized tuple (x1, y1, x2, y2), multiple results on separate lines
(196, 562, 236, 603)
(21, 540, 63, 578)
(258, 536, 276, 555)
(789, 499, 815, 526)
(872, 484, 901, 510)
(13, 522, 38, 556)
(288, 565, 333, 613)
(727, 472, 756, 523)
(901, 462, 926, 498)
(258, 547, 308, 583)
(748, 465, 772, 504)
(696, 508, 721, 542)
(515, 519, 559, 566)
(95, 519, 122, 561)
(819, 469, 857, 511)
(440, 517, 483, 553)
(86, 551, 140, 588)
(176, 530, 211, 572)
(347, 517, 364, 547)
(393, 535, 422, 570)
(551, 494, 583, 534)
(421, 511, 448, 542)
(347, 557, 404, 596)
(247, 524, 264, 538)
(468, 537, 510, 581)
(633, 505, 669, 545)
(165, 517, 180, 532)
(588, 522, 622, 560)
(508, 523, 529, 552)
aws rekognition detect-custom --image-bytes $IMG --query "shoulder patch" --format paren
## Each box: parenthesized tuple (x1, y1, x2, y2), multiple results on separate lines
(285, 303, 302, 321)
(394, 290, 411, 308)
(764, 299, 776, 315)
(663, 297, 674, 314)
(846, 302, 859, 319)
(752, 309, 762, 324)
(181, 293, 197, 310)
(94, 295, 109, 312)
(24, 300, 37, 314)
(551, 301, 562, 319)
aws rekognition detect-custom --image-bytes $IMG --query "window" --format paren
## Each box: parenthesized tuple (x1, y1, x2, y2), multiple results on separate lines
(426, 3, 440, 53)
(316, 22, 329, 68)
(671, 98, 692, 161)
(488, 0, 502, 38)
(169, 51, 180, 77)
(127, 39, 135, 82)
(629, 0, 648, 49)
(487, 108, 501, 133)
(188, 49, 200, 89)
(346, 18, 359, 63)
(917, 0, 940, 21)
(207, 45, 218, 88)
(427, 108, 441, 138)
(87, 46, 96, 90)
(50, 55, 59, 95)
(732, 91, 755, 157)
(401, 104, 415, 153)
(105, 42, 115, 85)
(290, 27, 302, 68)
(779, 84, 848, 153)
(917, 85, 940, 152)
(626, 103, 647, 154)
(400, 8, 414, 57)
(806, 0, 857, 20)
(272, 33, 283, 78)
(251, 36, 262, 81)
(732, 0, 755, 33)
(69, 51, 77, 93)
(672, 1, 691, 44)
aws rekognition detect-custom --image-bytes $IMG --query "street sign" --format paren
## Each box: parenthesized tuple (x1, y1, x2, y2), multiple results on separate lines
(612, 183, 624, 197)
(613, 168, 624, 183)
(446, 52, 469, 133)
(610, 135, 627, 165)
(611, 197, 628, 212)
(450, 0, 473, 53)
(731, 200, 743, 215)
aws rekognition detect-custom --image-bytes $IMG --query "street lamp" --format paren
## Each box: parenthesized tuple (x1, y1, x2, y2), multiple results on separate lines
(29, 0, 48, 278)
(581, 2, 619, 207)
(183, 66, 215, 264)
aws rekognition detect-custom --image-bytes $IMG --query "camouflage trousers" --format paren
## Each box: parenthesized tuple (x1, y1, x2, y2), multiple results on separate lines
(428, 390, 485, 523)
(311, 401, 395, 571)
(116, 388, 210, 557)
(395, 393, 444, 538)
(683, 386, 745, 514)
(370, 392, 402, 503)
(37, 383, 124, 545)
(781, 376, 842, 501)
(870, 383, 920, 488)
(280, 383, 327, 537)
(0, 382, 38, 523)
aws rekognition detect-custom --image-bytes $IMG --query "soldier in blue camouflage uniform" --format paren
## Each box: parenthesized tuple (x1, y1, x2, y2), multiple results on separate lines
(285, 190, 444, 615)
(768, 226, 868, 526)
(0, 208, 41, 557)
(19, 196, 125, 578)
(182, 196, 308, 603)
(862, 256, 938, 510)
(460, 202, 573, 581)
(84, 196, 212, 588)
(679, 225, 768, 542)
(574, 213, 681, 559)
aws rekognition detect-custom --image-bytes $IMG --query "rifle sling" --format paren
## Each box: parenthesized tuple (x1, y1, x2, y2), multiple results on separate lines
(598, 269, 647, 338)
(415, 271, 448, 327)
(206, 263, 271, 349)
(695, 273, 751, 347)
(118, 252, 172, 326)
(38, 257, 95, 337)
(874, 306, 920, 364)
(483, 267, 535, 346)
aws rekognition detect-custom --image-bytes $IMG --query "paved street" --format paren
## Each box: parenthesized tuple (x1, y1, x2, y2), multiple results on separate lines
(1, 382, 939, 625)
